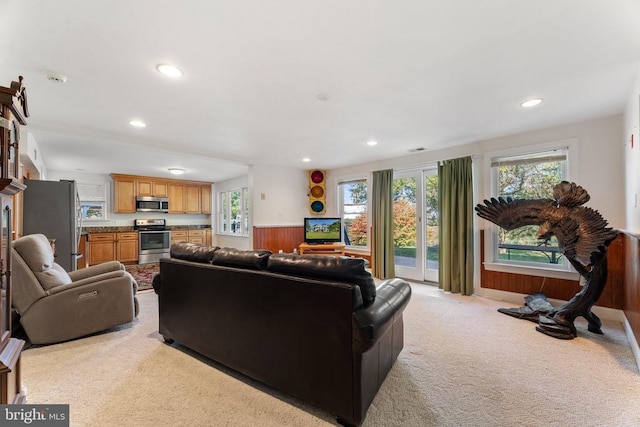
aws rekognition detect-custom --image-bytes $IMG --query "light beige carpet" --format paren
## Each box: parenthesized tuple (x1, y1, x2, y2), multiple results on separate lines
(21, 285, 640, 426)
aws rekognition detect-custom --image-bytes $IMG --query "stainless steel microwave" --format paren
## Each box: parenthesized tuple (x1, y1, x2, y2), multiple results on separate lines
(136, 196, 169, 213)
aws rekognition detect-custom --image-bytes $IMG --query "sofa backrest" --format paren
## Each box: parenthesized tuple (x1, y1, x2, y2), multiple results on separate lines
(266, 254, 376, 302)
(168, 243, 376, 302)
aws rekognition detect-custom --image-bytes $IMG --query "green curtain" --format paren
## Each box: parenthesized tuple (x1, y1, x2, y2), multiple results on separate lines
(438, 157, 474, 295)
(371, 169, 395, 279)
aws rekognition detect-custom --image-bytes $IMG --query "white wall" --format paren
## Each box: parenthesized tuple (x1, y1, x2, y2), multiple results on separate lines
(250, 164, 308, 226)
(478, 114, 625, 229)
(20, 132, 46, 178)
(624, 66, 640, 233)
(329, 114, 625, 229)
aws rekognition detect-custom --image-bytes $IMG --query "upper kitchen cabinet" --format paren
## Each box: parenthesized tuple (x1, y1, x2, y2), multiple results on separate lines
(201, 184, 212, 214)
(111, 174, 212, 214)
(169, 183, 201, 214)
(112, 175, 136, 213)
(136, 178, 168, 198)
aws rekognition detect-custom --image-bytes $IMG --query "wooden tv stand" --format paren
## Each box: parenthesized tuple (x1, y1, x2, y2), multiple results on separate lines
(299, 243, 345, 257)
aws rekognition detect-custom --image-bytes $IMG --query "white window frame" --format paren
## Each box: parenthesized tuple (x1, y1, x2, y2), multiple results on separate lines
(78, 182, 108, 222)
(217, 187, 249, 237)
(338, 177, 369, 250)
(482, 139, 580, 280)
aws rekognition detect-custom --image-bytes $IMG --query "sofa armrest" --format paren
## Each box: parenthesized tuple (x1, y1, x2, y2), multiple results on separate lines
(48, 270, 129, 295)
(352, 278, 412, 353)
(67, 261, 124, 282)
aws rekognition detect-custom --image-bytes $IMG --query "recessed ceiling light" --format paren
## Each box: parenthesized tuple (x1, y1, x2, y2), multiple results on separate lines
(168, 168, 185, 175)
(521, 98, 543, 108)
(129, 119, 146, 128)
(156, 64, 183, 78)
(302, 157, 311, 162)
(366, 140, 378, 146)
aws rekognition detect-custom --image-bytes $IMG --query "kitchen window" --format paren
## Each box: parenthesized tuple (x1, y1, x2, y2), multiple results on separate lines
(218, 187, 249, 236)
(78, 183, 108, 221)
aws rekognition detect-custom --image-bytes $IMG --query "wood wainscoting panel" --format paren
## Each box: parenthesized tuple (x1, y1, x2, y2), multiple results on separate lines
(253, 226, 304, 254)
(480, 230, 624, 309)
(622, 232, 640, 346)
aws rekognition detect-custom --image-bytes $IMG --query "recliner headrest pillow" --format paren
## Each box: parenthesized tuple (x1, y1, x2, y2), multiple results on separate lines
(13, 233, 55, 271)
(266, 254, 376, 302)
(12, 233, 72, 291)
(212, 247, 272, 270)
(170, 242, 219, 263)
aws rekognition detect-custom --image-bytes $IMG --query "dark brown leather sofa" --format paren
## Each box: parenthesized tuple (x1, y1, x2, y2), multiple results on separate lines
(153, 244, 412, 426)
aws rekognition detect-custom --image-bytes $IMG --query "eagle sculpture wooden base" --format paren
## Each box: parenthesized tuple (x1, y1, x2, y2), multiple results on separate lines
(475, 181, 618, 340)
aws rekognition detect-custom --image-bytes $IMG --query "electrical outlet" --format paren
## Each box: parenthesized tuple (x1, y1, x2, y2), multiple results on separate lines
(260, 192, 266, 200)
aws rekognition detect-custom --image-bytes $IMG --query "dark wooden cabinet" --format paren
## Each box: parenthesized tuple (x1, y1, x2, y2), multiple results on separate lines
(0, 76, 28, 404)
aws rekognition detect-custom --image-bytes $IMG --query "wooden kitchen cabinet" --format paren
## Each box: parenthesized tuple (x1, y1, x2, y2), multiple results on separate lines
(185, 185, 201, 213)
(116, 232, 138, 263)
(205, 228, 212, 246)
(171, 230, 189, 245)
(89, 232, 139, 265)
(168, 183, 184, 213)
(113, 177, 136, 213)
(169, 184, 201, 214)
(112, 173, 212, 214)
(201, 184, 212, 214)
(88, 233, 117, 265)
(188, 229, 205, 245)
(137, 178, 168, 198)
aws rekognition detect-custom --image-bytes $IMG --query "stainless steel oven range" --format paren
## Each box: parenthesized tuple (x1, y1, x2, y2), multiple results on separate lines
(134, 219, 171, 264)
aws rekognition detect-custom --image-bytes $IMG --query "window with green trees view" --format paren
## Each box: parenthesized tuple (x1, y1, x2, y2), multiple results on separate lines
(491, 149, 568, 267)
(339, 180, 368, 247)
(218, 188, 249, 236)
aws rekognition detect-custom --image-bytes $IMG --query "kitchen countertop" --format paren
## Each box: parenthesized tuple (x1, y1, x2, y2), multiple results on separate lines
(83, 225, 211, 233)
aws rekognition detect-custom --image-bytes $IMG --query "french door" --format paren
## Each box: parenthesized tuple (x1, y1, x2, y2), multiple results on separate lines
(393, 169, 439, 282)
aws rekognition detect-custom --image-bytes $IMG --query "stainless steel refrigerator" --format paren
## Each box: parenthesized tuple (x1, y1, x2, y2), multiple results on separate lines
(23, 179, 82, 271)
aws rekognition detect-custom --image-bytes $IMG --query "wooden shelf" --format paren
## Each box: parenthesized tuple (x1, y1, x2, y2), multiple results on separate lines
(299, 243, 345, 257)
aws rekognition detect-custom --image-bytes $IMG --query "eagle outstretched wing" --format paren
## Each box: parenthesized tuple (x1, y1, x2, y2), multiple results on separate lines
(563, 207, 618, 265)
(474, 197, 556, 231)
(476, 196, 618, 266)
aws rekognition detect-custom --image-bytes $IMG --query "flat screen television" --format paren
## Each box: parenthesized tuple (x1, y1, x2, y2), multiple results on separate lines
(304, 217, 342, 244)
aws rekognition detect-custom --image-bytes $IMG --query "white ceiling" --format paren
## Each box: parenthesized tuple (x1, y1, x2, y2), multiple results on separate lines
(2, 0, 640, 183)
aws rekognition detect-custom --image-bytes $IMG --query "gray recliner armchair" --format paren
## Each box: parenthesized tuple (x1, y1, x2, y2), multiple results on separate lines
(11, 233, 139, 345)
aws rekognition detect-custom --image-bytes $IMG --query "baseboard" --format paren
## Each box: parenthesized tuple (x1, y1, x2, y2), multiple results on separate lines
(476, 287, 623, 322)
(623, 316, 640, 373)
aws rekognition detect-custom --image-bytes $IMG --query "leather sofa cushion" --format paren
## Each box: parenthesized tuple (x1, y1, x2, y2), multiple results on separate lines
(266, 254, 376, 302)
(170, 242, 219, 263)
(212, 247, 272, 270)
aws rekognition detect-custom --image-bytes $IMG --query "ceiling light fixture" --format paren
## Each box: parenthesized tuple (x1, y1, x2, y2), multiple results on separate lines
(129, 119, 146, 128)
(46, 72, 68, 83)
(521, 98, 543, 108)
(366, 140, 378, 146)
(168, 168, 186, 175)
(156, 64, 183, 78)
(302, 157, 311, 162)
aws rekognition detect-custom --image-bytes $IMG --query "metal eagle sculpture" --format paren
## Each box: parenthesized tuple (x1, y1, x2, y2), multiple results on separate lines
(475, 181, 618, 340)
